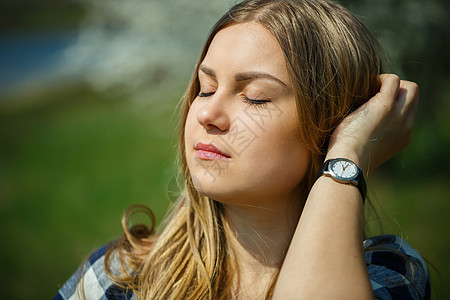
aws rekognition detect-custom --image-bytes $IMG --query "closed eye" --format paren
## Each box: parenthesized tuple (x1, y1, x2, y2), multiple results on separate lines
(243, 96, 271, 104)
(198, 91, 271, 108)
(241, 94, 271, 109)
(198, 92, 215, 97)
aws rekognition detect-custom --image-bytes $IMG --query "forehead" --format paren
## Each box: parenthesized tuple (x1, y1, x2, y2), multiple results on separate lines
(201, 22, 290, 84)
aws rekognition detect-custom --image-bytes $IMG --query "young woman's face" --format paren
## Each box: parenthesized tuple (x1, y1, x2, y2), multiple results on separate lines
(185, 22, 309, 206)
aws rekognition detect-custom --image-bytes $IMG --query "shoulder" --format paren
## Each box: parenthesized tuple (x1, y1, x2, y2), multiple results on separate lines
(54, 244, 136, 300)
(364, 235, 431, 300)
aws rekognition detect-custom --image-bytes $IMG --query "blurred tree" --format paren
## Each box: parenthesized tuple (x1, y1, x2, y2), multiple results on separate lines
(340, 0, 450, 177)
(0, 0, 85, 32)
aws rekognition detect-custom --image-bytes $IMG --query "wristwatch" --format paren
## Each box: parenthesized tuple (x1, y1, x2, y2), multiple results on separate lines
(315, 158, 367, 203)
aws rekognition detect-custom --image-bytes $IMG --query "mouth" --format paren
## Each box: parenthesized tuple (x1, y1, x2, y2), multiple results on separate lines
(195, 142, 231, 160)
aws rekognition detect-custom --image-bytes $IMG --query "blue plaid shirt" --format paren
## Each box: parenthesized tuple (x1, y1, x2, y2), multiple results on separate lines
(54, 235, 431, 299)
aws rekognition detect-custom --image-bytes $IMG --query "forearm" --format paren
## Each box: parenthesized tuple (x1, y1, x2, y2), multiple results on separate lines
(273, 175, 372, 299)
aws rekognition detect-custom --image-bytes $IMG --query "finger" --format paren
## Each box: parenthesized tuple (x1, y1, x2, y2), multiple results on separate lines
(397, 81, 419, 135)
(406, 95, 419, 129)
(396, 87, 407, 109)
(378, 74, 401, 102)
(399, 80, 419, 116)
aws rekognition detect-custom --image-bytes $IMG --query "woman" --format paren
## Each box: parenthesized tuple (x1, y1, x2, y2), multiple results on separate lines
(55, 0, 430, 299)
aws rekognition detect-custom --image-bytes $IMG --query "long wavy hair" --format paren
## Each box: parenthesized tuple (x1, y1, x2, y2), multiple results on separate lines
(104, 0, 382, 299)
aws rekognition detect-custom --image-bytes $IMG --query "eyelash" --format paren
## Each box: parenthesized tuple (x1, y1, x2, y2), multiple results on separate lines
(197, 92, 270, 108)
(198, 92, 215, 97)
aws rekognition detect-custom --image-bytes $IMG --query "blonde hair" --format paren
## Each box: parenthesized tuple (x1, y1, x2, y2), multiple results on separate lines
(105, 0, 381, 299)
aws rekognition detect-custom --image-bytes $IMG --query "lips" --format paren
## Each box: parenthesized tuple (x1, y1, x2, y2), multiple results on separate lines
(195, 142, 231, 160)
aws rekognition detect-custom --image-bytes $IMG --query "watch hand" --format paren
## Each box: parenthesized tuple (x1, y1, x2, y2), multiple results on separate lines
(342, 163, 348, 171)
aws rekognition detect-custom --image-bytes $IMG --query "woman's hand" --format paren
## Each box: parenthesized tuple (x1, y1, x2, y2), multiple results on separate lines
(326, 74, 419, 174)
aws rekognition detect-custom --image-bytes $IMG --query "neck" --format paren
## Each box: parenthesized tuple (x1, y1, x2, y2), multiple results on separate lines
(224, 204, 299, 265)
(222, 194, 304, 298)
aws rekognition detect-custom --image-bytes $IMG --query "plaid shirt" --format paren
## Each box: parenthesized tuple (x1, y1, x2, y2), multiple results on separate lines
(54, 235, 431, 300)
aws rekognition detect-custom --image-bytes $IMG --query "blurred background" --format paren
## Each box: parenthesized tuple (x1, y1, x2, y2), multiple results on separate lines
(0, 0, 448, 299)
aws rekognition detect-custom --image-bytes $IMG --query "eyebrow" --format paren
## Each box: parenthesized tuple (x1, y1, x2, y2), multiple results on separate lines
(199, 65, 289, 88)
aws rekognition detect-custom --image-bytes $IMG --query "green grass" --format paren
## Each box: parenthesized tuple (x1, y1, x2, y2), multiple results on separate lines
(0, 85, 448, 299)
(0, 85, 179, 299)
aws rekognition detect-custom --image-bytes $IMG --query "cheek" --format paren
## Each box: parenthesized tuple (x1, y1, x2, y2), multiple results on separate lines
(242, 121, 310, 195)
(268, 115, 310, 181)
(183, 105, 200, 175)
(264, 136, 309, 183)
(184, 104, 198, 142)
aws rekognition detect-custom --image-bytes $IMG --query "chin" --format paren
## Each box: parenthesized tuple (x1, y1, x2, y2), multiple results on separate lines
(190, 176, 243, 204)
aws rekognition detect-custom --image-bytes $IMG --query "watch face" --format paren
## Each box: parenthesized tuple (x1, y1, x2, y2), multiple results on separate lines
(330, 159, 358, 180)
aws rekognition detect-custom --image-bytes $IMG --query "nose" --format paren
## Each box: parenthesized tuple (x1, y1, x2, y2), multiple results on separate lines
(196, 94, 230, 132)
